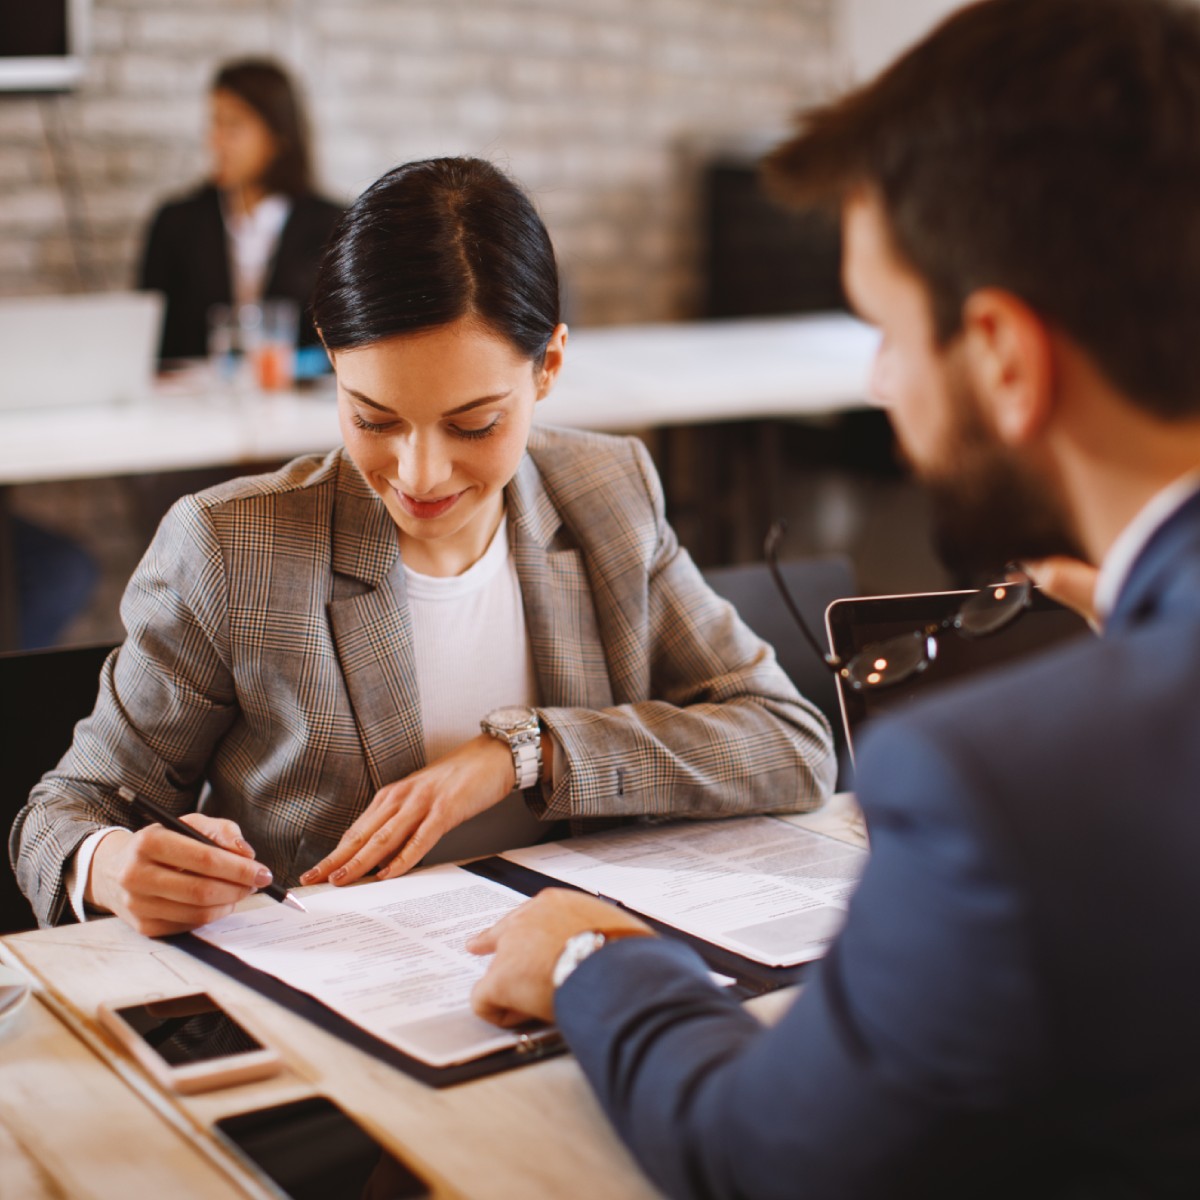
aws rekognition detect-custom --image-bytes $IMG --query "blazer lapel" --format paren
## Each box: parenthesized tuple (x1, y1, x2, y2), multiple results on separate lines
(201, 187, 234, 307)
(507, 452, 615, 709)
(1107, 487, 1200, 635)
(326, 455, 426, 791)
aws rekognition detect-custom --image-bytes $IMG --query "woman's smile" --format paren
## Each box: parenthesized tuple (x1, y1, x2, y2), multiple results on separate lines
(394, 488, 466, 520)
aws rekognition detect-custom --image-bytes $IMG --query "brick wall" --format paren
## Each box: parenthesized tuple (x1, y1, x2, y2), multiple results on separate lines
(0, 0, 837, 325)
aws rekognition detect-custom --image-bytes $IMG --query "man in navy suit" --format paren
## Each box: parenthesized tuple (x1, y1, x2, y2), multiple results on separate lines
(467, 0, 1200, 1195)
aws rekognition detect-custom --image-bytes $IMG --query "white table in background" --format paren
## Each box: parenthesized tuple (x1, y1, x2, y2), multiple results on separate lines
(0, 314, 876, 486)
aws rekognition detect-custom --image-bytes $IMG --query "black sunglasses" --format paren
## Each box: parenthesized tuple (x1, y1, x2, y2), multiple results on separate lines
(763, 522, 1034, 692)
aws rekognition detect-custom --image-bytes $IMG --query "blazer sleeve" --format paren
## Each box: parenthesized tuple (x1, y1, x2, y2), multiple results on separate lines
(9, 495, 239, 927)
(535, 437, 837, 821)
(554, 718, 1048, 1200)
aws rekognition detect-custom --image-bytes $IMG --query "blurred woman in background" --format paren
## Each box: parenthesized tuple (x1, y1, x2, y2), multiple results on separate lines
(139, 57, 342, 365)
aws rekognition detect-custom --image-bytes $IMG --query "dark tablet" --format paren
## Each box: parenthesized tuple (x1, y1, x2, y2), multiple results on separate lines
(825, 588, 1092, 756)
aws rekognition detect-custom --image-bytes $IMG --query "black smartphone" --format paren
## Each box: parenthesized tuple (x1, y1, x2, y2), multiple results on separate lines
(213, 1095, 430, 1200)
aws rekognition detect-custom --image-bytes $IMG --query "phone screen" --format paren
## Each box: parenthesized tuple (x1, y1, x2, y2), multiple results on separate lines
(112, 992, 265, 1066)
(215, 1097, 430, 1200)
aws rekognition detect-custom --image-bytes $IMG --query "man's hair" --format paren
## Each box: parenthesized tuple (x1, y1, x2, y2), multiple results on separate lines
(765, 0, 1200, 419)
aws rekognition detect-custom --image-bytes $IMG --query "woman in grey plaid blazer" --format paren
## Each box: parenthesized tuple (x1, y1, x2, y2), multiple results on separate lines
(12, 159, 836, 935)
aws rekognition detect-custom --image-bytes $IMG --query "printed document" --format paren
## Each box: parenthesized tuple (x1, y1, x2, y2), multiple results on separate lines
(195, 866, 532, 1068)
(503, 816, 867, 967)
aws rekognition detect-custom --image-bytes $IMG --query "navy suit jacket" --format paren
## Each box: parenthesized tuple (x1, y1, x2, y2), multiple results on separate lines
(557, 491, 1200, 1199)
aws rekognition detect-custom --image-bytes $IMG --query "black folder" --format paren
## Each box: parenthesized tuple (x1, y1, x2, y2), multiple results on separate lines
(174, 856, 811, 1089)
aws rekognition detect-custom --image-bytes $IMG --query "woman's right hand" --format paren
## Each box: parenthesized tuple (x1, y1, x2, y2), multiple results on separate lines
(86, 813, 272, 937)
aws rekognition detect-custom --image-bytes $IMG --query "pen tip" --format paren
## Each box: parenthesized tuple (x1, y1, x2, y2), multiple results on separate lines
(284, 893, 308, 913)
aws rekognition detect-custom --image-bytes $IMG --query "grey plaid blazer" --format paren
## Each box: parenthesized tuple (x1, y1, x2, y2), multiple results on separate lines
(12, 426, 835, 926)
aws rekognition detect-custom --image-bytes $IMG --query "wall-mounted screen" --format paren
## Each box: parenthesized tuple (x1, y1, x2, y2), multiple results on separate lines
(0, 0, 89, 92)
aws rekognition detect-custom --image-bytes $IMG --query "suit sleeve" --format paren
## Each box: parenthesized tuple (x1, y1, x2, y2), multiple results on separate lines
(535, 437, 837, 821)
(9, 496, 239, 926)
(554, 719, 1048, 1200)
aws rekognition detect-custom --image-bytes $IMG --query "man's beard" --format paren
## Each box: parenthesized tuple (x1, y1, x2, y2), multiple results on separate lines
(914, 373, 1084, 583)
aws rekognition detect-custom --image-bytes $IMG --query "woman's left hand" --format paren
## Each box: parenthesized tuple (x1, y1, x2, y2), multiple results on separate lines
(300, 734, 516, 886)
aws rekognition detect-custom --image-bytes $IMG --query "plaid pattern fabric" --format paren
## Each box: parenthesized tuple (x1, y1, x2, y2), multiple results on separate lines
(12, 427, 835, 926)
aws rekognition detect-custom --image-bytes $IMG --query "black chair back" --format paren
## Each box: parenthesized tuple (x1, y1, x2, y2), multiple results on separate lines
(702, 556, 856, 788)
(1, 642, 116, 933)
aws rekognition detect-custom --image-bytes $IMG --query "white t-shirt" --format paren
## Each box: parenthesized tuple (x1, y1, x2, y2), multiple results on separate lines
(401, 515, 547, 864)
(222, 193, 291, 308)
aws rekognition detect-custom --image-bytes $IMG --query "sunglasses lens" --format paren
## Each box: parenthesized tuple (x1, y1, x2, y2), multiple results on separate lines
(956, 579, 1031, 637)
(845, 631, 931, 690)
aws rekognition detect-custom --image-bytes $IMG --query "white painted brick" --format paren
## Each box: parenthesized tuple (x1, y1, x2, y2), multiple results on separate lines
(6, 0, 833, 327)
(0, 102, 44, 141)
(0, 188, 69, 232)
(130, 10, 275, 52)
(88, 8, 130, 53)
(112, 53, 212, 96)
(76, 96, 205, 140)
(0, 238, 38, 275)
(311, 5, 449, 47)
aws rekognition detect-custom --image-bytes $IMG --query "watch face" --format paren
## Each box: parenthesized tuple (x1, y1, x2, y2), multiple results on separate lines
(487, 706, 536, 731)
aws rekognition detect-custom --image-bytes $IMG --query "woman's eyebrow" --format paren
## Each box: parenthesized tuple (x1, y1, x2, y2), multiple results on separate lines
(342, 386, 514, 416)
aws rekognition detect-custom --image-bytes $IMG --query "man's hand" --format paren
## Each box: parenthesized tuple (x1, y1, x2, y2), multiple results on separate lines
(467, 889, 654, 1026)
(301, 734, 516, 887)
(88, 814, 268, 937)
(1021, 555, 1101, 627)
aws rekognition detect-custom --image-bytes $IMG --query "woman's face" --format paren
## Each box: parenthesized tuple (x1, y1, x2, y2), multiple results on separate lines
(208, 88, 278, 193)
(332, 317, 567, 576)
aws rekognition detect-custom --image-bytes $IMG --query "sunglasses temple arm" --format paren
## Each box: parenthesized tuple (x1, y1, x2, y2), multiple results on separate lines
(764, 554, 844, 672)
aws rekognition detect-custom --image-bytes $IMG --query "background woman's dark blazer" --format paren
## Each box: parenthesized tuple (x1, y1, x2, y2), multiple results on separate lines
(138, 183, 343, 362)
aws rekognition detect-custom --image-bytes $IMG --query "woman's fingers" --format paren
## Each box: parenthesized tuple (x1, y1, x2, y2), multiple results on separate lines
(180, 812, 255, 857)
(327, 813, 421, 885)
(376, 814, 447, 879)
(303, 735, 521, 886)
(301, 799, 420, 885)
(92, 823, 268, 936)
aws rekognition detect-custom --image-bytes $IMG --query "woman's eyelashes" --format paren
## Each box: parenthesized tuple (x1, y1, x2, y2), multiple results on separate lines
(452, 418, 501, 440)
(349, 411, 502, 440)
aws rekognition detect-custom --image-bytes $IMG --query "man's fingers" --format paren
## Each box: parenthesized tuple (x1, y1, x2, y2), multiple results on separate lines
(466, 924, 500, 956)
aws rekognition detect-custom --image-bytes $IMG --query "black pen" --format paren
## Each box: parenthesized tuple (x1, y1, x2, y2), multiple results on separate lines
(119, 786, 307, 913)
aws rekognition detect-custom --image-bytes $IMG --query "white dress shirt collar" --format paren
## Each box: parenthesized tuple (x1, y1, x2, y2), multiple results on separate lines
(1094, 468, 1200, 621)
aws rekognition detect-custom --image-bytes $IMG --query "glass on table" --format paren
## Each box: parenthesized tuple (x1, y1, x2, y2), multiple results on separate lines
(241, 299, 299, 392)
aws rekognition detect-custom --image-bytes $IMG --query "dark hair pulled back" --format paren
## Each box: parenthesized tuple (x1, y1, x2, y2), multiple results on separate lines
(312, 157, 561, 364)
(213, 58, 313, 199)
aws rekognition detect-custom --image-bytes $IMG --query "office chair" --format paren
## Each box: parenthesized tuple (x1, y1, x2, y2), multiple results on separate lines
(0, 641, 117, 934)
(702, 555, 856, 789)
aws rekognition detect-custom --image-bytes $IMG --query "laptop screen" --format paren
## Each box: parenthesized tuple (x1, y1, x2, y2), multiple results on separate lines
(825, 588, 1092, 757)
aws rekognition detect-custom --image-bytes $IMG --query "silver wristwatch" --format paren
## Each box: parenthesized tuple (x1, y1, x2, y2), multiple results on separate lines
(480, 705, 543, 791)
(552, 929, 648, 989)
(552, 930, 611, 989)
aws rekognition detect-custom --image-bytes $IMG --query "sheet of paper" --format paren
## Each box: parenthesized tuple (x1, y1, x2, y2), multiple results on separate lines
(503, 816, 868, 968)
(194, 865, 535, 1068)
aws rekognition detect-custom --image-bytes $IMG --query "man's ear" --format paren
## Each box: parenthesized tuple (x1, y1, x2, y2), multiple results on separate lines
(960, 289, 1055, 446)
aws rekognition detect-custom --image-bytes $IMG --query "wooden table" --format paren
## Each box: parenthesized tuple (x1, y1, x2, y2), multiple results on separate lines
(0, 798, 864, 1199)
